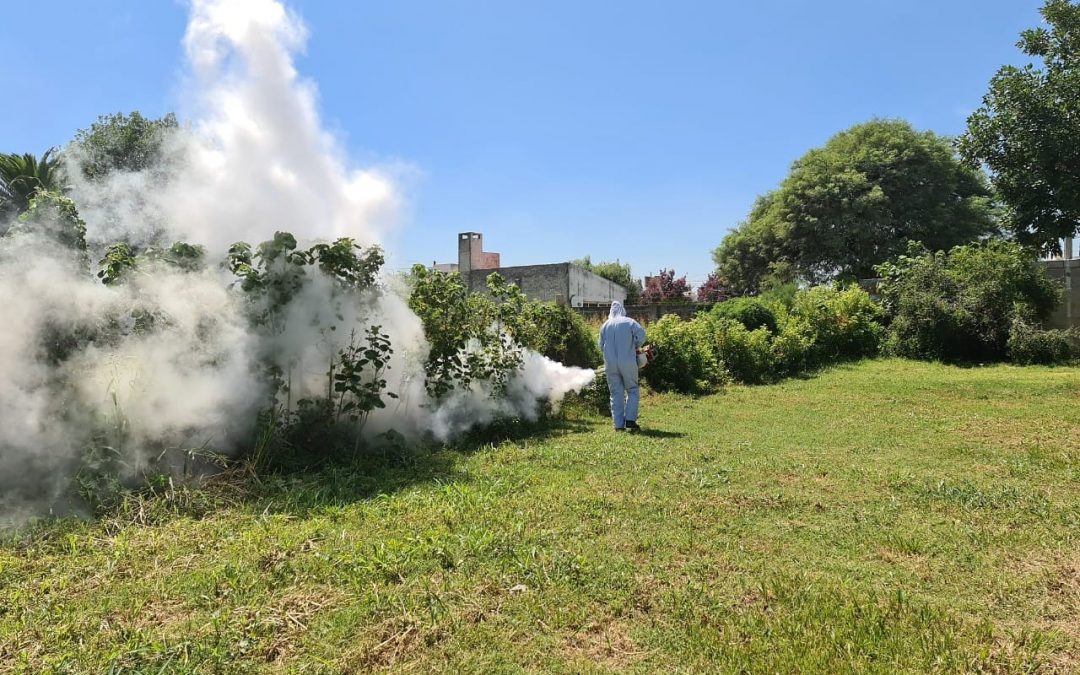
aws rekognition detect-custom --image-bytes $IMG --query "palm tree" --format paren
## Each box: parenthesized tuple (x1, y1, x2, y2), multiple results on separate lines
(0, 149, 66, 218)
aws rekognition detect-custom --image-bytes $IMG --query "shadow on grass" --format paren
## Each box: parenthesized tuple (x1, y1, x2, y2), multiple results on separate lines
(3, 412, 608, 535)
(633, 428, 685, 439)
(238, 412, 603, 518)
(239, 449, 468, 517)
(446, 413, 601, 453)
(4, 449, 473, 541)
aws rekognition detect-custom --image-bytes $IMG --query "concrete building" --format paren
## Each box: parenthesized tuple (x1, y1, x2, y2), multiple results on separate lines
(436, 232, 627, 307)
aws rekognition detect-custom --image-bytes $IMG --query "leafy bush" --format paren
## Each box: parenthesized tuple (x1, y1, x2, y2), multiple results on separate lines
(788, 285, 883, 365)
(408, 267, 600, 399)
(407, 266, 526, 399)
(518, 302, 602, 368)
(702, 316, 775, 384)
(710, 296, 779, 333)
(641, 285, 883, 392)
(12, 190, 88, 253)
(704, 285, 882, 385)
(771, 321, 816, 378)
(1006, 320, 1078, 365)
(225, 233, 399, 469)
(876, 241, 1061, 362)
(641, 314, 724, 394)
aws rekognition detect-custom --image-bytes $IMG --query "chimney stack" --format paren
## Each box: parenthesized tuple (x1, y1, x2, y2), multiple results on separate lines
(458, 232, 477, 274)
(457, 232, 500, 273)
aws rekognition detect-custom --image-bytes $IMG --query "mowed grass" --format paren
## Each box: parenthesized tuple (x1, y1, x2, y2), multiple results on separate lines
(2, 359, 1079, 673)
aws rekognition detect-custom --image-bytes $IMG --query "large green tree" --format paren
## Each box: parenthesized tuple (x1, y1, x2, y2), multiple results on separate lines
(63, 111, 181, 245)
(712, 192, 793, 295)
(69, 111, 179, 180)
(958, 0, 1080, 254)
(713, 120, 996, 292)
(0, 150, 66, 218)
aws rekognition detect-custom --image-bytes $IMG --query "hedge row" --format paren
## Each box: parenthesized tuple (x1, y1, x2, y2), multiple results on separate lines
(642, 285, 883, 393)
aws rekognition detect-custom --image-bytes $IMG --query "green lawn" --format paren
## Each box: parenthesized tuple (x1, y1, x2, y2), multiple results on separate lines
(2, 359, 1078, 673)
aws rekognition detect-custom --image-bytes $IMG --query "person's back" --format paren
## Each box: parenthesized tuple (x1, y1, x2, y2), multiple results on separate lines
(600, 314, 642, 365)
(599, 301, 645, 432)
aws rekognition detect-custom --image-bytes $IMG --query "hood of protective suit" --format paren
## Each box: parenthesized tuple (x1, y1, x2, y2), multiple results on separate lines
(609, 301, 626, 319)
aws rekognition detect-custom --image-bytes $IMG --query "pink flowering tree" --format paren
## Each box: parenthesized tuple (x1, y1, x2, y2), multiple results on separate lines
(641, 268, 691, 304)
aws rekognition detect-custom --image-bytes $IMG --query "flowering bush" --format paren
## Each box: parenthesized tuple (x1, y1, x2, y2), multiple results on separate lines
(641, 268, 691, 304)
(696, 272, 732, 303)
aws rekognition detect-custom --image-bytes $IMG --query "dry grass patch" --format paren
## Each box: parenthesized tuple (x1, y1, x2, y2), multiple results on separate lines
(340, 616, 426, 671)
(260, 588, 345, 663)
(562, 618, 648, 670)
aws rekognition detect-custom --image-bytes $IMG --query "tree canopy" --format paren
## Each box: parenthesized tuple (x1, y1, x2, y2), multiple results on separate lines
(0, 150, 66, 219)
(713, 119, 996, 293)
(69, 111, 179, 180)
(958, 0, 1080, 254)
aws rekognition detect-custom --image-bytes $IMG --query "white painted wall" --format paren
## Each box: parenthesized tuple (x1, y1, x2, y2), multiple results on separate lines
(568, 265, 627, 307)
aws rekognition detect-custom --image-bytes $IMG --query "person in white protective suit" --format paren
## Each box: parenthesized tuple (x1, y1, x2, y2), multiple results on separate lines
(599, 301, 646, 432)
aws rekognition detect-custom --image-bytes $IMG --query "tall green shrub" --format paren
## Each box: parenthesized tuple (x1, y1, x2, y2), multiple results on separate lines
(407, 267, 525, 399)
(788, 285, 884, 365)
(518, 302, 602, 368)
(876, 241, 1060, 362)
(701, 316, 775, 384)
(710, 297, 779, 333)
(641, 285, 883, 392)
(641, 314, 724, 394)
(771, 321, 816, 378)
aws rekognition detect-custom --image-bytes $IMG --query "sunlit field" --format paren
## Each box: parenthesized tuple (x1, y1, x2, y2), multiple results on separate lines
(2, 359, 1078, 673)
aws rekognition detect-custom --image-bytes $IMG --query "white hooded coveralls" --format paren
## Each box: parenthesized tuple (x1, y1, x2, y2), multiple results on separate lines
(599, 301, 646, 428)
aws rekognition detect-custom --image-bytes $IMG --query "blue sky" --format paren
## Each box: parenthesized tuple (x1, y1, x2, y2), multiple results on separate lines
(0, 1, 1043, 285)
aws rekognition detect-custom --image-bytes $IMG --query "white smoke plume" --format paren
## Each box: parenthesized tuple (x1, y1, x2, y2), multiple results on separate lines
(0, 234, 261, 523)
(425, 351, 597, 441)
(169, 0, 400, 251)
(0, 0, 593, 523)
